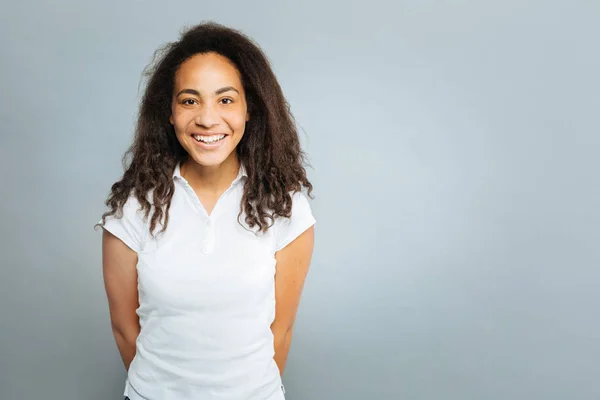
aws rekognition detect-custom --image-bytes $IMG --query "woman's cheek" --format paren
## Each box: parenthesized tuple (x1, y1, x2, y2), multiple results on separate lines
(229, 108, 248, 128)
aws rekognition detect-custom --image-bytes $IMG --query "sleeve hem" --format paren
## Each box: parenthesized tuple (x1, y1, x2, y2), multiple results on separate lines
(100, 224, 141, 254)
(275, 217, 316, 252)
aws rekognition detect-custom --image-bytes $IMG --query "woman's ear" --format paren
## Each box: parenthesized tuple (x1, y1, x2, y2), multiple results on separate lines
(169, 115, 174, 125)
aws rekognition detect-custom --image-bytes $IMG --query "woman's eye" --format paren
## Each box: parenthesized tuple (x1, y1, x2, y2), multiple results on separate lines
(182, 99, 197, 105)
(220, 98, 233, 105)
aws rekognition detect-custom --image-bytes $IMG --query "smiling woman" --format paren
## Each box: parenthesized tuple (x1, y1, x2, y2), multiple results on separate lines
(170, 53, 249, 168)
(96, 22, 315, 400)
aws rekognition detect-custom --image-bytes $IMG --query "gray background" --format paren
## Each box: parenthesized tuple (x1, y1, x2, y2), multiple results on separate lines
(1, 0, 598, 399)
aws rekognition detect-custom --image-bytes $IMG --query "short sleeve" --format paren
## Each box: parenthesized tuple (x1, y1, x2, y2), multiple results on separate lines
(97, 196, 147, 253)
(275, 191, 316, 251)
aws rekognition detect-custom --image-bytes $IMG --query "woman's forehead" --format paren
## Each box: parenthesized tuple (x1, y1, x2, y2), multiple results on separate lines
(175, 53, 243, 91)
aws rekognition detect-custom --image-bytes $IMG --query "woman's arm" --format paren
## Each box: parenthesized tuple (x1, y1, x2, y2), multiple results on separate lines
(270, 226, 315, 375)
(102, 229, 141, 370)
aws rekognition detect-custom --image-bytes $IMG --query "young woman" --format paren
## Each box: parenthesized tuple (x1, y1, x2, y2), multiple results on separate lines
(97, 22, 315, 400)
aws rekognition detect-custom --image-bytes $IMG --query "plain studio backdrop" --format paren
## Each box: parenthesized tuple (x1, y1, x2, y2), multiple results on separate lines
(1, 1, 598, 399)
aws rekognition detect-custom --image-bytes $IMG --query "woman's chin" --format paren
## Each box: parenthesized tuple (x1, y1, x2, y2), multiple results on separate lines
(186, 149, 235, 169)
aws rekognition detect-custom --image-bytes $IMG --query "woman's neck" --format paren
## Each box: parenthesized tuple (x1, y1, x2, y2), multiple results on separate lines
(180, 155, 240, 195)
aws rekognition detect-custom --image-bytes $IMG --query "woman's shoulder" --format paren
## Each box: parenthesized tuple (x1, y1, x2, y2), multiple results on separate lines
(272, 190, 315, 251)
(97, 192, 153, 253)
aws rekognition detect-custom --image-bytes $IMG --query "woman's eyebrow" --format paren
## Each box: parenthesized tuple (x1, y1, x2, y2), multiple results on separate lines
(176, 88, 201, 97)
(176, 86, 240, 97)
(215, 86, 239, 95)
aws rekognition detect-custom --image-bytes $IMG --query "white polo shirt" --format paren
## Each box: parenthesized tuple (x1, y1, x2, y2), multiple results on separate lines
(100, 164, 315, 400)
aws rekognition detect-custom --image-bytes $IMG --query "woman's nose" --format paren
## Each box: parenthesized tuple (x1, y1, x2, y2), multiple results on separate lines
(194, 105, 219, 128)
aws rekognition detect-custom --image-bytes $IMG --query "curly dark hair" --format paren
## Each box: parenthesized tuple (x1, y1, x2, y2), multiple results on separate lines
(99, 21, 312, 235)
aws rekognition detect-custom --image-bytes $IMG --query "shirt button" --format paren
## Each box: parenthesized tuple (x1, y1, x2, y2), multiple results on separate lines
(201, 238, 214, 254)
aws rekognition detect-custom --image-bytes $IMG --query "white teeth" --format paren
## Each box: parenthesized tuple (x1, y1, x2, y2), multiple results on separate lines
(193, 134, 225, 143)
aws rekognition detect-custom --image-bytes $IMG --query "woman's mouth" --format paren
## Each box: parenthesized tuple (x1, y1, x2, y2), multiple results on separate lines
(193, 134, 226, 144)
(190, 133, 227, 150)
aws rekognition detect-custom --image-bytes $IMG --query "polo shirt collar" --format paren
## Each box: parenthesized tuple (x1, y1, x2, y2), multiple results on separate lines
(173, 162, 247, 185)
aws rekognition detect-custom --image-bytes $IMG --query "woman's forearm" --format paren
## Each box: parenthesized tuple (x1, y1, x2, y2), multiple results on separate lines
(113, 328, 138, 371)
(272, 329, 293, 376)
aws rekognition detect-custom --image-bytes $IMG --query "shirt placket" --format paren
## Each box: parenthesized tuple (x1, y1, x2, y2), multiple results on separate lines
(201, 217, 215, 255)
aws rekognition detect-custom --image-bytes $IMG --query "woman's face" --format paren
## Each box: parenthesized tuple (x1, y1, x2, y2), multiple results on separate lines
(170, 52, 249, 169)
